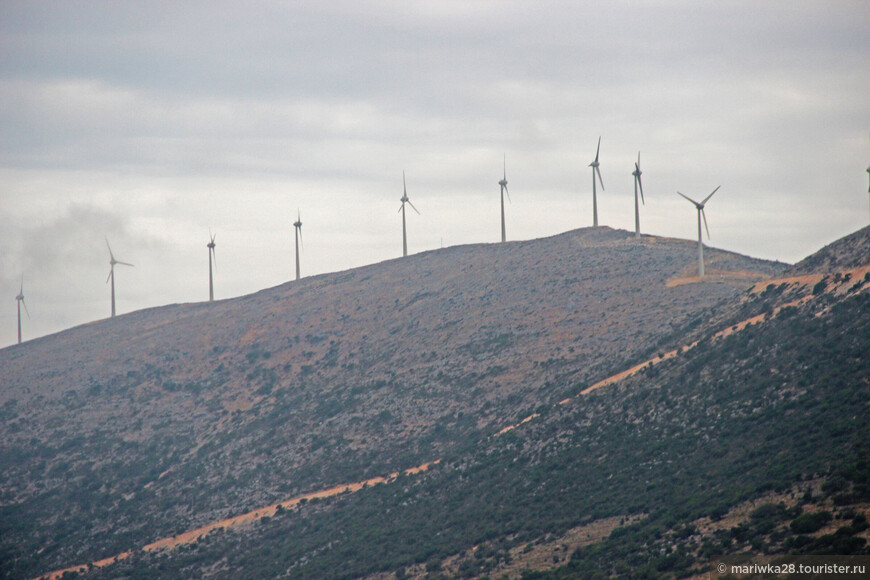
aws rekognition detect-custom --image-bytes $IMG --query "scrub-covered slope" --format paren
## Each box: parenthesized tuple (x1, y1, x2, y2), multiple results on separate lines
(0, 227, 789, 579)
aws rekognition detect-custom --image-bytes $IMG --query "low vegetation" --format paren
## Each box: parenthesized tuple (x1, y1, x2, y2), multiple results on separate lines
(1, 227, 867, 579)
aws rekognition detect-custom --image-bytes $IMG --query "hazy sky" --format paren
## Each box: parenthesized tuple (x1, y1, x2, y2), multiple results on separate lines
(1, 1, 869, 347)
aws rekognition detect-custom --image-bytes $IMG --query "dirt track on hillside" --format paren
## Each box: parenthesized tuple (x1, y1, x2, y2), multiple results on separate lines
(36, 265, 868, 580)
(37, 461, 440, 580)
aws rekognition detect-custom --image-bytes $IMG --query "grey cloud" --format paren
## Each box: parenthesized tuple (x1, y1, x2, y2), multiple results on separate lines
(1, 1, 868, 346)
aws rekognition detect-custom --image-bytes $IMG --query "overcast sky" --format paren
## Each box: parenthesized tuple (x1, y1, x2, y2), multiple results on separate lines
(1, 1, 868, 347)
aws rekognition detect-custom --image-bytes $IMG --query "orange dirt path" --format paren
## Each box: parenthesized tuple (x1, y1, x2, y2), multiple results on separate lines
(501, 265, 869, 432)
(666, 269, 773, 287)
(36, 266, 869, 579)
(36, 460, 440, 580)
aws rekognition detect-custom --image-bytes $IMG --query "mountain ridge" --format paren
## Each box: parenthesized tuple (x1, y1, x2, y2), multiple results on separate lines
(5, 226, 867, 579)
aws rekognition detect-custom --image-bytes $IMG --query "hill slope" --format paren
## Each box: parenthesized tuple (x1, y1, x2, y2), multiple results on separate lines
(8, 226, 861, 579)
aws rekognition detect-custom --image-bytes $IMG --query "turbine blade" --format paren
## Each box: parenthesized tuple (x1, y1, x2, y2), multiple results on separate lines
(504, 184, 511, 203)
(106, 269, 113, 284)
(677, 191, 700, 206)
(596, 166, 604, 191)
(702, 208, 710, 239)
(22, 298, 30, 319)
(408, 200, 420, 215)
(398, 203, 404, 213)
(638, 174, 645, 205)
(299, 228, 304, 250)
(503, 153, 507, 180)
(403, 170, 407, 196)
(117, 260, 134, 267)
(105, 237, 115, 261)
(594, 136, 601, 163)
(701, 185, 720, 205)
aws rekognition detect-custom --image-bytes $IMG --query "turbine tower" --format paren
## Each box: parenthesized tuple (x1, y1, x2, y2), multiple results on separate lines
(106, 238, 133, 318)
(207, 231, 216, 302)
(589, 137, 605, 227)
(499, 154, 511, 242)
(398, 171, 419, 257)
(677, 186, 720, 278)
(15, 277, 29, 345)
(632, 152, 645, 238)
(293, 210, 303, 280)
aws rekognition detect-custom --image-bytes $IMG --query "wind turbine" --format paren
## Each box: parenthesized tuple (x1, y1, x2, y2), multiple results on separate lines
(105, 238, 133, 318)
(207, 231, 217, 302)
(632, 152, 645, 238)
(398, 171, 419, 257)
(293, 210, 303, 280)
(589, 137, 605, 227)
(499, 154, 511, 243)
(677, 186, 720, 278)
(15, 277, 29, 345)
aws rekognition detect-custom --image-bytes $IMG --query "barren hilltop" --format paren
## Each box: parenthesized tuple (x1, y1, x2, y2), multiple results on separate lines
(2, 226, 868, 580)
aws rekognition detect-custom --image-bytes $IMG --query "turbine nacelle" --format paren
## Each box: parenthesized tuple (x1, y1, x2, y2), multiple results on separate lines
(398, 172, 419, 215)
(678, 186, 719, 239)
(15, 276, 29, 344)
(105, 238, 134, 281)
(207, 232, 217, 271)
(293, 210, 304, 251)
(105, 238, 132, 317)
(499, 154, 509, 189)
(589, 137, 601, 166)
(589, 137, 605, 191)
(633, 152, 644, 205)
(499, 154, 511, 202)
(15, 278, 29, 318)
(589, 136, 602, 166)
(292, 209, 304, 279)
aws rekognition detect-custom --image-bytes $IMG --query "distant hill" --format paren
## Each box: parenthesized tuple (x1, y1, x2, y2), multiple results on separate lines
(788, 225, 870, 275)
(4, 227, 869, 579)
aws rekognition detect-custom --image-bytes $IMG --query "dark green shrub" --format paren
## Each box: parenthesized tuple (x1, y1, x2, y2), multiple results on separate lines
(790, 511, 832, 534)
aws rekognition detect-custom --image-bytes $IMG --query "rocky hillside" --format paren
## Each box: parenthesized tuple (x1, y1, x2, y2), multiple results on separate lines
(9, 226, 863, 580)
(787, 225, 870, 275)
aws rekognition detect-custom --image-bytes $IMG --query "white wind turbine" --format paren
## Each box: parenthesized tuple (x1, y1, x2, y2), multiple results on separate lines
(632, 152, 645, 238)
(499, 154, 511, 243)
(15, 276, 29, 345)
(106, 238, 133, 318)
(589, 137, 604, 227)
(207, 231, 217, 302)
(293, 210, 303, 280)
(399, 171, 419, 257)
(677, 187, 720, 278)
